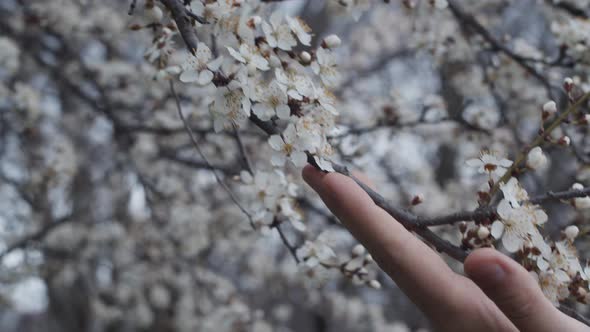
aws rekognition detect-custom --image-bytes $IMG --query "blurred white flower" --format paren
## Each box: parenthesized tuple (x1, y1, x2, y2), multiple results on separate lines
(268, 124, 307, 167)
(227, 43, 269, 73)
(179, 43, 223, 85)
(527, 147, 548, 170)
(311, 48, 340, 87)
(466, 151, 512, 178)
(262, 12, 297, 51)
(253, 81, 291, 120)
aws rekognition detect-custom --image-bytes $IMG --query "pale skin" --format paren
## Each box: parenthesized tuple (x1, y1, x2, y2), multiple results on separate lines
(302, 165, 590, 332)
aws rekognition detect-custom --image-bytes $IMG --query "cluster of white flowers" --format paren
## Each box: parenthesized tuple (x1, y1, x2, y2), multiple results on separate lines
(297, 234, 381, 288)
(466, 155, 590, 305)
(552, 18, 590, 64)
(153, 1, 340, 175)
(466, 151, 513, 180)
(240, 170, 305, 232)
(0, 37, 20, 75)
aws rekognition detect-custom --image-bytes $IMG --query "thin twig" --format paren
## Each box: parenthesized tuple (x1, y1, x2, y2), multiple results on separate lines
(490, 92, 590, 196)
(233, 125, 254, 175)
(170, 80, 255, 229)
(275, 223, 300, 263)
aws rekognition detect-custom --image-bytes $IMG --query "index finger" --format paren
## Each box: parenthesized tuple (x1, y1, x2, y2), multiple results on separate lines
(302, 165, 465, 319)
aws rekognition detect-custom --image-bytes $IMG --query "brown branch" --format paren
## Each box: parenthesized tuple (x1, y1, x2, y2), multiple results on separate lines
(160, 0, 199, 54)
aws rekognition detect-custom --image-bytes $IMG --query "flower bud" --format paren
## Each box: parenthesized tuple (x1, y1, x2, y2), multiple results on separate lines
(477, 226, 490, 240)
(299, 51, 311, 63)
(322, 34, 341, 49)
(411, 193, 424, 206)
(542, 100, 557, 115)
(352, 244, 365, 257)
(558, 136, 571, 146)
(526, 146, 548, 169)
(368, 280, 381, 289)
(574, 196, 590, 210)
(147, 6, 163, 22)
(251, 15, 262, 26)
(564, 77, 574, 92)
(573, 183, 584, 190)
(565, 225, 580, 241)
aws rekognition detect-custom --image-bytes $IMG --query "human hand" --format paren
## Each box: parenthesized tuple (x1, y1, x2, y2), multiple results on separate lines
(302, 165, 589, 332)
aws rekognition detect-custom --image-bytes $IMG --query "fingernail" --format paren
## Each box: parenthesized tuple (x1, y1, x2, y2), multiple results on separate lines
(469, 262, 506, 287)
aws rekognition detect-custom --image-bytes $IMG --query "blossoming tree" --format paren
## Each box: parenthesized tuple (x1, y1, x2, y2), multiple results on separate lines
(1, 0, 590, 330)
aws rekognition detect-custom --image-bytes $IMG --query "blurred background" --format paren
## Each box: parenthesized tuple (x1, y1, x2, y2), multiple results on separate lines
(0, 0, 589, 331)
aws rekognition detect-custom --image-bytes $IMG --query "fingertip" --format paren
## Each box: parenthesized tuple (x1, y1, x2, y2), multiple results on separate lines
(464, 248, 508, 288)
(464, 248, 500, 272)
(302, 164, 324, 188)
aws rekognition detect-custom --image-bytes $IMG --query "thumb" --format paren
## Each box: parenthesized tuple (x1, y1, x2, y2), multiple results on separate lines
(464, 248, 576, 332)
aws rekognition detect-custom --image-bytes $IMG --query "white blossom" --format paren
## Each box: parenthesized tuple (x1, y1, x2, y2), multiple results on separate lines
(492, 200, 548, 253)
(565, 225, 580, 241)
(526, 147, 548, 170)
(227, 43, 269, 73)
(253, 81, 291, 120)
(268, 124, 308, 167)
(0, 37, 20, 74)
(262, 12, 297, 51)
(210, 81, 251, 132)
(286, 16, 312, 46)
(311, 47, 341, 87)
(179, 43, 223, 85)
(466, 151, 513, 179)
(572, 183, 590, 209)
(500, 177, 529, 208)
